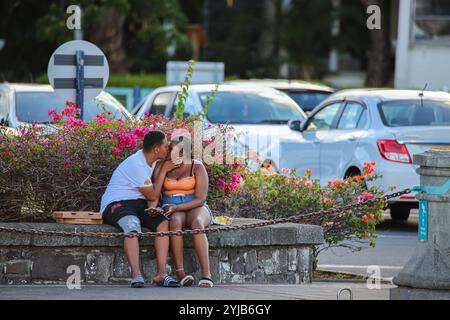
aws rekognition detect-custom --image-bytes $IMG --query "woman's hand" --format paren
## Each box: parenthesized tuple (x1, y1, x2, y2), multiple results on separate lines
(162, 204, 178, 217)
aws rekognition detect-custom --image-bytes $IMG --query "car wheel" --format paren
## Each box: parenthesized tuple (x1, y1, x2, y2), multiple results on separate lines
(390, 203, 410, 221)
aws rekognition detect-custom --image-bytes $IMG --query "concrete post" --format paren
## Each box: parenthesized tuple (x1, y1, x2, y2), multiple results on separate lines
(391, 150, 450, 300)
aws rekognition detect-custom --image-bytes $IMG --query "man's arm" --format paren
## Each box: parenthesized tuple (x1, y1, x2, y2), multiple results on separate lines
(138, 161, 177, 202)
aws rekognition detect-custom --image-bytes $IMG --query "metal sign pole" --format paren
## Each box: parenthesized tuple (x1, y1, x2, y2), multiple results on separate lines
(75, 50, 85, 119)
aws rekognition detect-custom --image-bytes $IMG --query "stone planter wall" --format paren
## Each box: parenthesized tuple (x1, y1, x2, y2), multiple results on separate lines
(0, 218, 323, 285)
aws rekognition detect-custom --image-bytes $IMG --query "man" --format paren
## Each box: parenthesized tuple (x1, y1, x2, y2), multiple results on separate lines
(100, 130, 180, 288)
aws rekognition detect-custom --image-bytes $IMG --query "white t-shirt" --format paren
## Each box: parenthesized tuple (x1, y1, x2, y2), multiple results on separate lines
(100, 150, 158, 213)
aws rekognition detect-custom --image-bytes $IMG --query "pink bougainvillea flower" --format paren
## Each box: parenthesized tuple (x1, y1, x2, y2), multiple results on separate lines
(361, 192, 374, 201)
(112, 147, 122, 157)
(118, 133, 137, 148)
(361, 214, 369, 223)
(217, 178, 226, 188)
(231, 172, 241, 183)
(305, 180, 313, 189)
(66, 101, 76, 108)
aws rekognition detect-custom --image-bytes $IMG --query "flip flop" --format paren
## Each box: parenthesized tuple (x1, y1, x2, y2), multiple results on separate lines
(155, 275, 180, 288)
(180, 274, 194, 287)
(131, 276, 145, 288)
(198, 277, 214, 288)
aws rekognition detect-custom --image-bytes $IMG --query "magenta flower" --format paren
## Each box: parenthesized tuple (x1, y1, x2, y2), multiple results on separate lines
(231, 172, 241, 183)
(217, 178, 226, 188)
(112, 147, 122, 157)
(361, 192, 373, 201)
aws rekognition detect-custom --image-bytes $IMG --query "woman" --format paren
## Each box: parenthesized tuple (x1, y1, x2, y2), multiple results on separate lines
(151, 132, 214, 288)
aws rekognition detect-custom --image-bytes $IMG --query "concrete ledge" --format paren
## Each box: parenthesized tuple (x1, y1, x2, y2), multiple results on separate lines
(390, 286, 450, 300)
(0, 219, 323, 285)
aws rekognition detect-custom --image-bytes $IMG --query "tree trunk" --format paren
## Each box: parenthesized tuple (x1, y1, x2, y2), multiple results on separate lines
(87, 7, 129, 73)
(361, 0, 393, 86)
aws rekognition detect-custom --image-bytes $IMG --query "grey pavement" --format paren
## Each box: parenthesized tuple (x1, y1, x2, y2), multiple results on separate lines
(0, 282, 394, 300)
(317, 210, 418, 280)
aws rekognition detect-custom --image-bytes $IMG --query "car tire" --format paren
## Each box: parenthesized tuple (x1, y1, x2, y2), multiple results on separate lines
(390, 204, 411, 221)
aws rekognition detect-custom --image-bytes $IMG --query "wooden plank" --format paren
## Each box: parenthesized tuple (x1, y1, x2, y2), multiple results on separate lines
(53, 211, 103, 225)
(53, 211, 102, 219)
(55, 218, 103, 225)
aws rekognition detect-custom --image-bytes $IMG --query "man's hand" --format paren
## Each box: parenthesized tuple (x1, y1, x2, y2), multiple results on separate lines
(162, 204, 178, 217)
(162, 159, 181, 172)
(145, 207, 164, 218)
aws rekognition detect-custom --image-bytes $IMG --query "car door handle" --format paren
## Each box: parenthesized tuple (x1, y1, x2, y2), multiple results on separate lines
(313, 140, 320, 144)
(348, 136, 357, 141)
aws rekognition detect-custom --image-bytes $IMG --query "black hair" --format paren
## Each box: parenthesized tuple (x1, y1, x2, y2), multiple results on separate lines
(143, 130, 166, 153)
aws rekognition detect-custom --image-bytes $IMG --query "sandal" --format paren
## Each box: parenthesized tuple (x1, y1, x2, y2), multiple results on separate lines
(198, 277, 214, 288)
(155, 275, 180, 288)
(180, 274, 194, 287)
(131, 276, 145, 288)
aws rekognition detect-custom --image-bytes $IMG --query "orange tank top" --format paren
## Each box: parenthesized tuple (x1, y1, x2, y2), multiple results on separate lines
(163, 161, 196, 196)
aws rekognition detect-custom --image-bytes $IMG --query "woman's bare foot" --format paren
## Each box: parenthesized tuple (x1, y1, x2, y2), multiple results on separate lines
(152, 273, 166, 284)
(175, 269, 186, 280)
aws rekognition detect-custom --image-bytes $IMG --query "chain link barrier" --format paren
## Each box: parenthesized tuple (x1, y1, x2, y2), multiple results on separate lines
(0, 189, 412, 239)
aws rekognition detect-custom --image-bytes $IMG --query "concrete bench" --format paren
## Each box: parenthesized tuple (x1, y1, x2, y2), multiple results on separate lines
(0, 218, 323, 285)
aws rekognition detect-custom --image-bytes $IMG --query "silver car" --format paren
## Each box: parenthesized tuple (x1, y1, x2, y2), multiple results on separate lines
(287, 89, 450, 220)
(0, 83, 132, 129)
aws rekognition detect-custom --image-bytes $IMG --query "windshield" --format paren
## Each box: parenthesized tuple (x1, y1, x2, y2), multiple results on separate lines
(379, 99, 450, 127)
(15, 92, 129, 124)
(286, 91, 331, 111)
(199, 90, 305, 124)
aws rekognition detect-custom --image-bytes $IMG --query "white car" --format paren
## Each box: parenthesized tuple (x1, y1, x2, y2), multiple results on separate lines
(287, 89, 450, 221)
(131, 84, 307, 169)
(225, 79, 335, 114)
(0, 83, 132, 130)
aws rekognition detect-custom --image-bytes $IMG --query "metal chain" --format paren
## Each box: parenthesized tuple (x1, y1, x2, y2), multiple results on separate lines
(0, 188, 412, 239)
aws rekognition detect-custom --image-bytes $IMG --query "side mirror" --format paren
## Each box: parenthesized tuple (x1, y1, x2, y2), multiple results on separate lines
(288, 119, 301, 131)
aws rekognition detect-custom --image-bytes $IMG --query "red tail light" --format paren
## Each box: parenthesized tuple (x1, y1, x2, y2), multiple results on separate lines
(376, 139, 412, 164)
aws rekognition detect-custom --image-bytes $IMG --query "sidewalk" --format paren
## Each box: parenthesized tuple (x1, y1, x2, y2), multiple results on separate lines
(0, 282, 395, 300)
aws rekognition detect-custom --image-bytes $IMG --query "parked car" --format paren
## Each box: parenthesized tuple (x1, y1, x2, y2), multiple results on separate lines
(0, 83, 132, 130)
(287, 89, 450, 221)
(224, 79, 335, 113)
(131, 84, 307, 170)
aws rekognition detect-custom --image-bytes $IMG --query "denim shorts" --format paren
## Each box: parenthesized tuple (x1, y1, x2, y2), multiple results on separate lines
(162, 194, 214, 226)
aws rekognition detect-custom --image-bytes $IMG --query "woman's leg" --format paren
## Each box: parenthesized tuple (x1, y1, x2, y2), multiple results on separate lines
(186, 207, 212, 280)
(169, 211, 187, 279)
